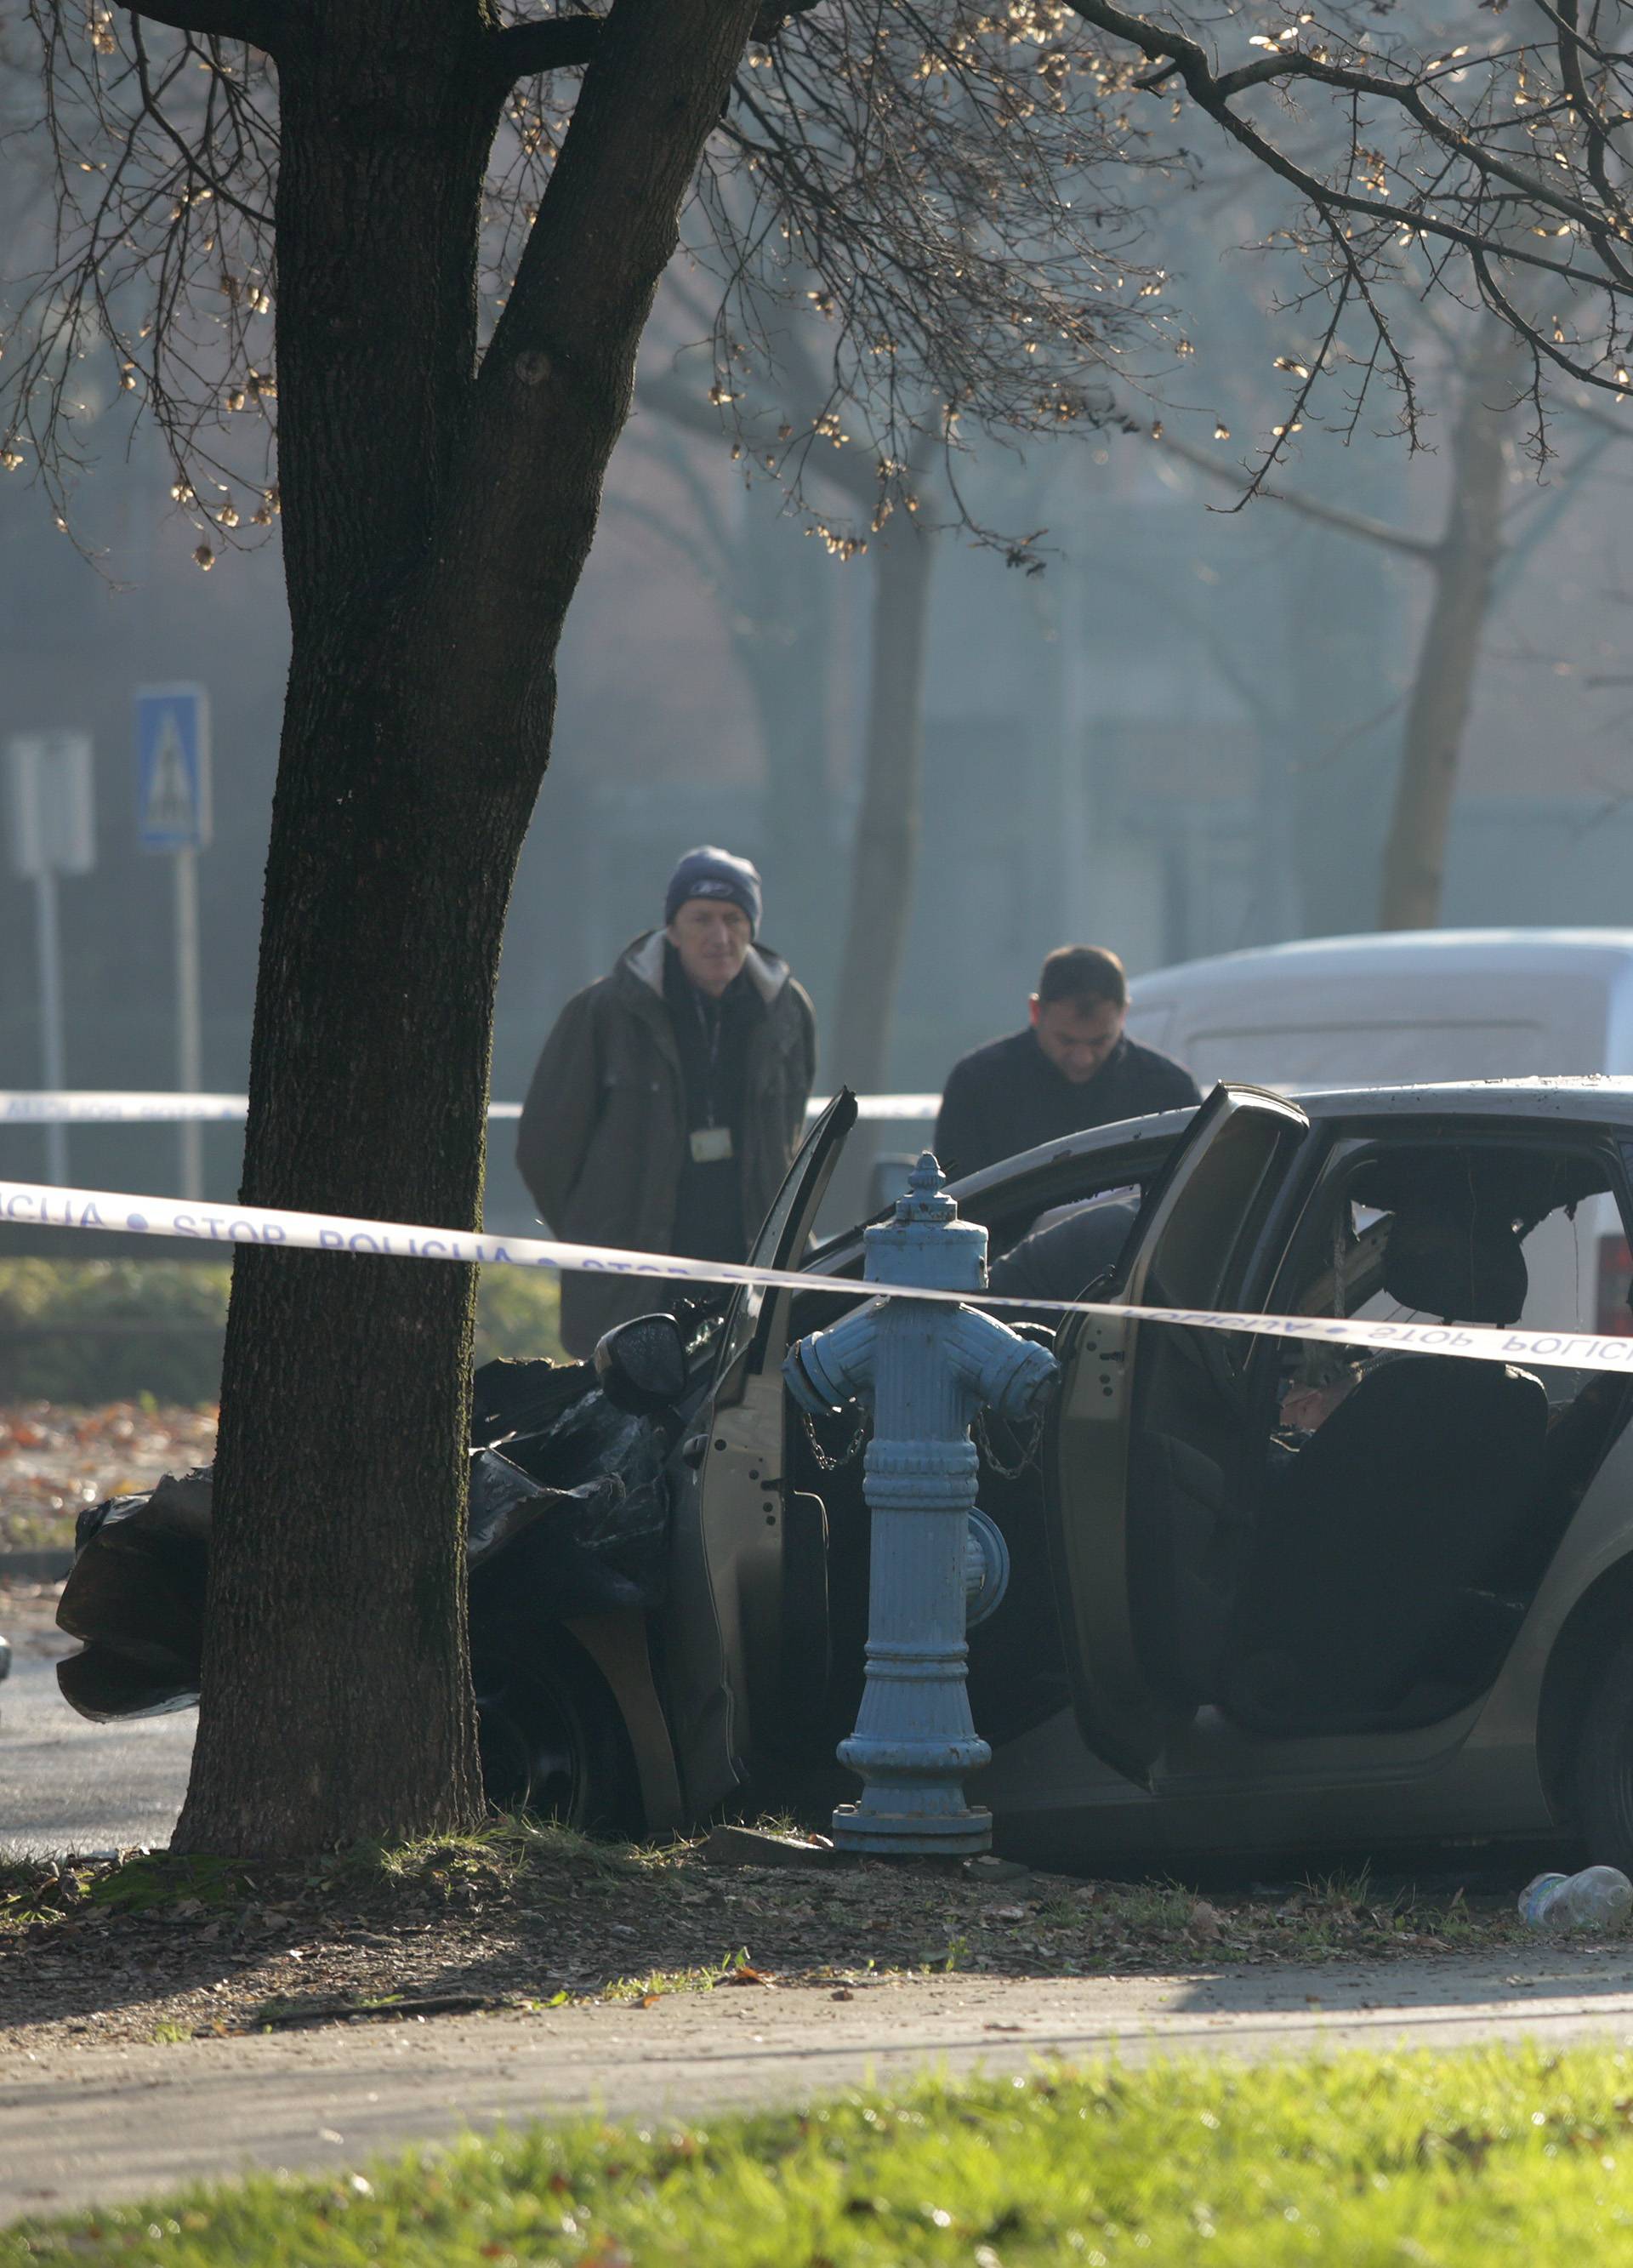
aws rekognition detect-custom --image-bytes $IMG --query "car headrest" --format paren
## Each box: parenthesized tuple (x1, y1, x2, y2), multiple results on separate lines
(1381, 1206, 1528, 1326)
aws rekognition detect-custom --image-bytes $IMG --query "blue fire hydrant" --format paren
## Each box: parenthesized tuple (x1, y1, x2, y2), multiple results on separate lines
(782, 1154, 1059, 1855)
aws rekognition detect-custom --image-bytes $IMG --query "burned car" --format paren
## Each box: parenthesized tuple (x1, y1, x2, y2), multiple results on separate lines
(55, 1080, 1633, 1872)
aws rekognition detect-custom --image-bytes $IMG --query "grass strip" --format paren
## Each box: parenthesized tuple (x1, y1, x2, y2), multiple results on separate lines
(0, 1262, 562, 1419)
(12, 2040, 1633, 2263)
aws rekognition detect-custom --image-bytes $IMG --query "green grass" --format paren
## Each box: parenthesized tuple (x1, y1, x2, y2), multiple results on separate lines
(1095, 1882, 1195, 1935)
(0, 1257, 563, 1405)
(0, 1259, 230, 1405)
(13, 2043, 1633, 2262)
(603, 1948, 756, 2001)
(470, 1265, 568, 1369)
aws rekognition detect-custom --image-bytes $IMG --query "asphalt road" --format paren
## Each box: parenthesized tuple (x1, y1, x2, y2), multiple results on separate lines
(0, 1631, 195, 1861)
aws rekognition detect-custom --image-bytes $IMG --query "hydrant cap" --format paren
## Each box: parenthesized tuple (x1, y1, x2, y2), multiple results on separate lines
(896, 1153, 958, 1226)
(866, 1151, 987, 1290)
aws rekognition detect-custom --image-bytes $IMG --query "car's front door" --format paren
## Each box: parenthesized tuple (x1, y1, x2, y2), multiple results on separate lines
(1045, 1084, 1310, 1785)
(661, 1092, 857, 1815)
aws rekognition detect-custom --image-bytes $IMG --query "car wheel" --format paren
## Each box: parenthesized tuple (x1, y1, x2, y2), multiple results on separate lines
(475, 1633, 640, 1835)
(1573, 1634, 1633, 1875)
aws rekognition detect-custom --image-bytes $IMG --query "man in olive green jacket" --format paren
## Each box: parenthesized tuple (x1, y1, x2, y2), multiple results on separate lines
(517, 846, 818, 1358)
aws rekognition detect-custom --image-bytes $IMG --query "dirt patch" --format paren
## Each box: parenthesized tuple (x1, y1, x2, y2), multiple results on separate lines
(0, 1820, 1533, 2055)
(0, 1404, 216, 1553)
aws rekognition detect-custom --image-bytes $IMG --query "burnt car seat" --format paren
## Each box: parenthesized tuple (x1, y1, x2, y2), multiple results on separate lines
(1222, 1201, 1548, 1735)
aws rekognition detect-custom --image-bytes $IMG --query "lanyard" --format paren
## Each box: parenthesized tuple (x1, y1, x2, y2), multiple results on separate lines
(691, 988, 725, 1129)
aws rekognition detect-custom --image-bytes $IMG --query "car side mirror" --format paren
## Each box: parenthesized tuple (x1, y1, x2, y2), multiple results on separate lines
(592, 1312, 688, 1416)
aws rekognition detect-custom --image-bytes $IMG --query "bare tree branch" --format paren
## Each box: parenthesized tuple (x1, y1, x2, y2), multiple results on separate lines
(129, 13, 271, 226)
(749, 0, 822, 42)
(488, 12, 602, 84)
(16, 0, 1633, 573)
(1063, 0, 1633, 405)
(1153, 427, 1441, 557)
(1558, 393, 1633, 444)
(1066, 0, 1619, 275)
(640, 363, 876, 511)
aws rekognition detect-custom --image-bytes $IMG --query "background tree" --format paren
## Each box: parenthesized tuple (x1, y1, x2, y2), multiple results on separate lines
(1158, 316, 1626, 927)
(610, 403, 844, 997)
(643, 338, 943, 1099)
(7, 0, 1633, 1855)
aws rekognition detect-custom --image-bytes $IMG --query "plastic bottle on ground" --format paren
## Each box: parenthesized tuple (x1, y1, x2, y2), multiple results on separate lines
(1517, 1866, 1633, 1932)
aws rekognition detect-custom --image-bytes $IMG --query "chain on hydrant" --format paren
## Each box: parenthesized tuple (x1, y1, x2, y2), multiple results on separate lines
(783, 1153, 1060, 1855)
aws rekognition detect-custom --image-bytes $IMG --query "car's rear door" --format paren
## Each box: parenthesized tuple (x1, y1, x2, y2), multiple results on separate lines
(1046, 1083, 1310, 1784)
(662, 1092, 857, 1813)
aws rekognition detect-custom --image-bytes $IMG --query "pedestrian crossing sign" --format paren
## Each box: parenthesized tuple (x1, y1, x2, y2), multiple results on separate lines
(134, 685, 211, 852)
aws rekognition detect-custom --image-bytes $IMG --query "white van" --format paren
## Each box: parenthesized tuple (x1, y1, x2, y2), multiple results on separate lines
(1127, 927, 1633, 1337)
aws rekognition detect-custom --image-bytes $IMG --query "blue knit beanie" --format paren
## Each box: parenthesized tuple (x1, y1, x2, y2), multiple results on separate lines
(663, 845, 762, 937)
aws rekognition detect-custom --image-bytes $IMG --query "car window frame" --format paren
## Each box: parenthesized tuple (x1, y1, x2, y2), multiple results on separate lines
(707, 1090, 857, 1411)
(1260, 1120, 1633, 1393)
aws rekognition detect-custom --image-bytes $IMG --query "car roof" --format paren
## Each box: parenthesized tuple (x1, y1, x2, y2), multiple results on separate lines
(1130, 928, 1633, 1004)
(1294, 1075, 1633, 1126)
(945, 1077, 1633, 1203)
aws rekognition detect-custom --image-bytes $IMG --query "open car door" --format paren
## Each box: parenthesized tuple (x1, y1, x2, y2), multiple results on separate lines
(1045, 1083, 1309, 1786)
(707, 1090, 860, 1412)
(662, 1091, 858, 1814)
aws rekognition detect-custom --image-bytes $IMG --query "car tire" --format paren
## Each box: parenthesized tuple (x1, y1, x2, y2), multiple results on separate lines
(475, 1633, 641, 1836)
(1573, 1634, 1633, 1875)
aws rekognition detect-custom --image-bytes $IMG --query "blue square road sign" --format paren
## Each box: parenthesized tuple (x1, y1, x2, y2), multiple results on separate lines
(134, 684, 212, 852)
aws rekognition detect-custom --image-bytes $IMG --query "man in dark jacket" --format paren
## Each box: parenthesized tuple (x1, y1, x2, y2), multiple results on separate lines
(517, 846, 817, 1357)
(935, 944, 1199, 1182)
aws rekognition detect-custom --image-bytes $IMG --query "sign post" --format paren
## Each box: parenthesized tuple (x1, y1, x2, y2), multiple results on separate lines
(134, 686, 212, 1200)
(3, 733, 96, 1184)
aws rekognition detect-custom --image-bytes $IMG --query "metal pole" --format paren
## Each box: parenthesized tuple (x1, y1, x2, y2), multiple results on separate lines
(174, 846, 202, 1199)
(34, 865, 68, 1186)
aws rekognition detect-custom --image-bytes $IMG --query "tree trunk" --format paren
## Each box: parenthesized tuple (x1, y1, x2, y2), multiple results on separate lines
(736, 511, 839, 1005)
(175, 0, 761, 1857)
(830, 504, 937, 1093)
(1376, 322, 1519, 932)
(636, 368, 845, 1010)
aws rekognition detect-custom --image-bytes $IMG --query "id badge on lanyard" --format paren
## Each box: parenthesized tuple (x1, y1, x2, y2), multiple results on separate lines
(690, 1125, 734, 1165)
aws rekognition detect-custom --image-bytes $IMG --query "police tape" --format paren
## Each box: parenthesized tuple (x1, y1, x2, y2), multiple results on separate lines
(3, 1173, 1633, 1382)
(0, 1093, 252, 1125)
(0, 1091, 939, 1125)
